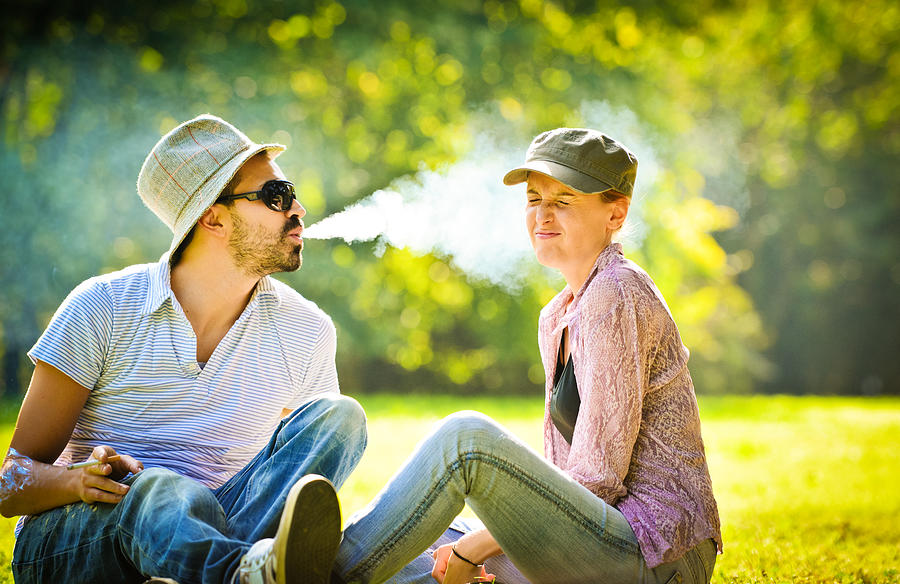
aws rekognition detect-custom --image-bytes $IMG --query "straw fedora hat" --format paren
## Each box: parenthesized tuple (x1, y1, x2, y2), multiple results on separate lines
(137, 114, 286, 257)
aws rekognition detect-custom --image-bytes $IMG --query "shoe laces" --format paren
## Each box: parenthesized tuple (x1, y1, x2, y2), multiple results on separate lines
(235, 538, 277, 584)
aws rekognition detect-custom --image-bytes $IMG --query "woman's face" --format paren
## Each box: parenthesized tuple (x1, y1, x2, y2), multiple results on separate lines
(525, 172, 627, 283)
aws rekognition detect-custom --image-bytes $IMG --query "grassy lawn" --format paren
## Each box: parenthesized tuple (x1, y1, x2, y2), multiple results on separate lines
(1, 394, 898, 583)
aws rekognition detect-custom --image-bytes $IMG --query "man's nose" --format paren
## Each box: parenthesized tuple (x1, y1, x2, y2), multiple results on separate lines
(287, 198, 306, 219)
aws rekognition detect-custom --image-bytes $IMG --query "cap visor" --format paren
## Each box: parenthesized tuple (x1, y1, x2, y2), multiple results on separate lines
(502, 160, 613, 194)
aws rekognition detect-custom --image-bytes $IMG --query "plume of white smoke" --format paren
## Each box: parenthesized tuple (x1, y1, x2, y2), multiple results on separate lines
(304, 134, 532, 288)
(304, 102, 683, 288)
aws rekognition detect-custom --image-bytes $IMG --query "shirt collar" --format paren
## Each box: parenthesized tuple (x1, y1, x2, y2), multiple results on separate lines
(573, 242, 623, 300)
(141, 253, 282, 315)
(142, 253, 173, 315)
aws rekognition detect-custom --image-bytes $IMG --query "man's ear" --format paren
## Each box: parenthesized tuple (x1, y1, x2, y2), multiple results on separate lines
(196, 204, 229, 238)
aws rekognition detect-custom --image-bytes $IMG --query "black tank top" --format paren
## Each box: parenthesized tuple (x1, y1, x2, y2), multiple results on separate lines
(550, 335, 581, 444)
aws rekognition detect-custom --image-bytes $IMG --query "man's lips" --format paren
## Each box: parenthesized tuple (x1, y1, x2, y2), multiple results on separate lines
(287, 228, 303, 244)
(285, 221, 304, 238)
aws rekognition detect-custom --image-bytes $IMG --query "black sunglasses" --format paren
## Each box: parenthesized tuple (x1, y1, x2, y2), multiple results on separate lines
(218, 179, 296, 212)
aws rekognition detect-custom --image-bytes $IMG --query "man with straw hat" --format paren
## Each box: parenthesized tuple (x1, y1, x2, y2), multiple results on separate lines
(2, 114, 366, 584)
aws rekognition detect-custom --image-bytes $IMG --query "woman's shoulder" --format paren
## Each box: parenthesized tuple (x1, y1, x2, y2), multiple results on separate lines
(589, 253, 656, 297)
(582, 254, 671, 319)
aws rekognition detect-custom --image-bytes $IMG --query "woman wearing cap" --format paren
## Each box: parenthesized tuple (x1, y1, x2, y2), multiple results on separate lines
(334, 129, 722, 584)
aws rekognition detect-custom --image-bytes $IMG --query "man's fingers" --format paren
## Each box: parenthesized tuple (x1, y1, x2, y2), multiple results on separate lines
(83, 475, 130, 496)
(85, 462, 114, 476)
(91, 445, 119, 460)
(119, 455, 144, 475)
(82, 487, 126, 505)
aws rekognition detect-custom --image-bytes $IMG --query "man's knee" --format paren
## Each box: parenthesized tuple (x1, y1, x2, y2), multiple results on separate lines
(279, 394, 368, 456)
(128, 467, 180, 494)
(126, 468, 218, 515)
(287, 393, 367, 442)
(321, 394, 367, 432)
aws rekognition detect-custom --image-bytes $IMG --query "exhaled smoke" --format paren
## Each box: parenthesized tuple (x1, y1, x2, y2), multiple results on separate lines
(304, 103, 683, 289)
(303, 137, 534, 289)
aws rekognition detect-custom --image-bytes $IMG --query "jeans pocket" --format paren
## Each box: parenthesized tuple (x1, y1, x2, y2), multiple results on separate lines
(680, 547, 709, 584)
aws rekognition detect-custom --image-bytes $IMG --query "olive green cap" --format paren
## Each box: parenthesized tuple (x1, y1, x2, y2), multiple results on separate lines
(503, 127, 638, 196)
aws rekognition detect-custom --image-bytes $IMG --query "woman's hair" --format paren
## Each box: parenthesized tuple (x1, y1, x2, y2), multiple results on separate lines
(599, 189, 629, 204)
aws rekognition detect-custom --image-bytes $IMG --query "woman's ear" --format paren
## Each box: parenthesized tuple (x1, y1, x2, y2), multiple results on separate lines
(609, 198, 630, 231)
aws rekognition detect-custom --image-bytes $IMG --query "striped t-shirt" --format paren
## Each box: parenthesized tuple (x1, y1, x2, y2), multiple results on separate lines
(28, 255, 340, 489)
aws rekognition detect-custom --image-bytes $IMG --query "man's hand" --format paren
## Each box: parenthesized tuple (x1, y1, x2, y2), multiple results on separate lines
(70, 445, 143, 505)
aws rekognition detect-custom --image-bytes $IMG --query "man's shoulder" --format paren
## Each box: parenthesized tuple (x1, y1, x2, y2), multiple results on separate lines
(265, 277, 334, 330)
(67, 262, 156, 306)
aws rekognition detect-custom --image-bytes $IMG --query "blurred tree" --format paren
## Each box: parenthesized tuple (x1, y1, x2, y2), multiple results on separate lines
(1, 0, 894, 397)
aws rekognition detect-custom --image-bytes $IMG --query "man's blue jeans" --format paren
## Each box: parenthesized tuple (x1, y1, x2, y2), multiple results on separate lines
(12, 394, 367, 584)
(334, 411, 716, 584)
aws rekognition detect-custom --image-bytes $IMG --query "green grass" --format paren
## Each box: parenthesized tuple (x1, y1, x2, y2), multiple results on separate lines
(2, 395, 898, 583)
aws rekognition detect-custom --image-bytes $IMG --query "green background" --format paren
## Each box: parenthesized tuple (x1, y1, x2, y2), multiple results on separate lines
(2, 0, 898, 398)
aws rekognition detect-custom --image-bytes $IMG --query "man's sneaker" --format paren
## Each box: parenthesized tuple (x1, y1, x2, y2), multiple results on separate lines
(236, 474, 342, 584)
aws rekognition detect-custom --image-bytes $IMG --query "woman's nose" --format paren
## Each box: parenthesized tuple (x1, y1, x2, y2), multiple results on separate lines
(536, 202, 553, 223)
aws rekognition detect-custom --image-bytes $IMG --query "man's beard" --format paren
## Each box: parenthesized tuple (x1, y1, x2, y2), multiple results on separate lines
(227, 213, 303, 277)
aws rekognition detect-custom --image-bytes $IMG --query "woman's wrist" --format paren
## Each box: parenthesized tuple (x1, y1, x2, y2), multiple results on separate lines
(451, 545, 482, 567)
(454, 529, 502, 565)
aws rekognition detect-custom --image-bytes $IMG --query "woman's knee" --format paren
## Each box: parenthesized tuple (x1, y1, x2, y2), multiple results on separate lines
(431, 410, 507, 446)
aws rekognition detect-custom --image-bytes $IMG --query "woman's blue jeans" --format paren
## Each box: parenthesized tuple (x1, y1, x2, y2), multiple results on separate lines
(335, 411, 716, 584)
(12, 394, 367, 584)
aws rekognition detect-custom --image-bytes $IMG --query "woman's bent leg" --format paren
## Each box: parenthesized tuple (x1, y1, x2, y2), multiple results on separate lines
(335, 411, 651, 584)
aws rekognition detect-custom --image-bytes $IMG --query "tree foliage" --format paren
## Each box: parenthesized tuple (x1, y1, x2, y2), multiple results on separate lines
(1, 0, 896, 395)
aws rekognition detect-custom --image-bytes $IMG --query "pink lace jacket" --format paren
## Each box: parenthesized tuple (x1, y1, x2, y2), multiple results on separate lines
(538, 243, 722, 568)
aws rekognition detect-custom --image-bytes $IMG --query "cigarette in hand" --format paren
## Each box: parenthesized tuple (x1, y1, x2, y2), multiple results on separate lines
(66, 455, 121, 470)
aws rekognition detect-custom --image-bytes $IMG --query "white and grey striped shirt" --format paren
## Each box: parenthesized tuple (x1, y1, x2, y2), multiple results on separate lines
(29, 256, 340, 489)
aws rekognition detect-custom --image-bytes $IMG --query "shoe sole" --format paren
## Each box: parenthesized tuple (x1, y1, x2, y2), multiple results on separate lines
(274, 474, 342, 584)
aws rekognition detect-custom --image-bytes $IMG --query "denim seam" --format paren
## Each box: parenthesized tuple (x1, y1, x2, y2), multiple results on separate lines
(345, 449, 639, 580)
(11, 530, 118, 567)
(117, 521, 205, 582)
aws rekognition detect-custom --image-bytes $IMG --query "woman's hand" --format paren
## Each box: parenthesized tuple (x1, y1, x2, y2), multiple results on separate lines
(431, 544, 495, 584)
(432, 528, 501, 584)
(70, 445, 143, 505)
